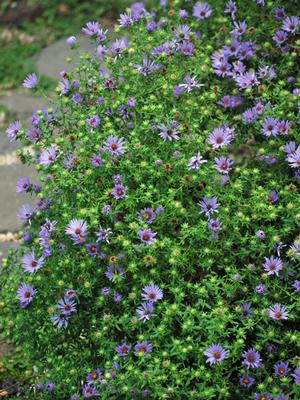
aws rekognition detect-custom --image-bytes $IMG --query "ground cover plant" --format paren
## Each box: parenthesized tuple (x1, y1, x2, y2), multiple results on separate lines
(0, 0, 300, 399)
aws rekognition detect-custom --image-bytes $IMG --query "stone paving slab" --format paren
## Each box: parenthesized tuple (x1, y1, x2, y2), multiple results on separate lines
(0, 164, 39, 232)
(0, 91, 49, 118)
(37, 34, 95, 80)
(0, 240, 19, 264)
(0, 129, 22, 155)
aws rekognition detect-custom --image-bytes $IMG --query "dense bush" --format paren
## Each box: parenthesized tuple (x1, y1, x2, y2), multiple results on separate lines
(1, 0, 300, 399)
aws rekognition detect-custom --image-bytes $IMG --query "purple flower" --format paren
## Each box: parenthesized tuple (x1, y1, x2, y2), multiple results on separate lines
(175, 25, 191, 41)
(234, 71, 259, 89)
(292, 367, 300, 385)
(263, 256, 283, 276)
(27, 128, 42, 142)
(71, 395, 79, 400)
(134, 341, 152, 355)
(103, 79, 116, 90)
(51, 312, 70, 328)
(277, 120, 291, 135)
(224, 0, 237, 20)
(274, 362, 289, 377)
(142, 284, 163, 302)
(138, 208, 156, 224)
(82, 21, 100, 36)
(179, 41, 194, 57)
(242, 348, 262, 369)
(118, 12, 134, 27)
(268, 303, 289, 320)
(273, 30, 288, 47)
(261, 117, 279, 137)
(110, 38, 128, 59)
(58, 78, 71, 95)
(231, 21, 247, 37)
(23, 73, 39, 89)
(105, 266, 124, 282)
(16, 176, 30, 194)
(136, 302, 156, 322)
(64, 289, 76, 299)
(179, 9, 189, 19)
(17, 283, 37, 308)
(86, 369, 102, 384)
(102, 287, 110, 296)
(112, 184, 127, 199)
(214, 156, 233, 175)
(256, 230, 265, 239)
(66, 36, 77, 47)
(6, 120, 22, 141)
(138, 228, 157, 245)
(267, 190, 279, 203)
(82, 384, 99, 398)
(255, 283, 267, 294)
(207, 125, 235, 149)
(203, 343, 229, 365)
(39, 147, 57, 167)
(241, 302, 253, 318)
(91, 155, 103, 167)
(85, 243, 99, 256)
(103, 135, 125, 156)
(255, 394, 270, 400)
(208, 218, 222, 231)
(116, 343, 131, 357)
(65, 219, 88, 242)
(188, 152, 207, 169)
(193, 2, 213, 20)
(21, 251, 44, 273)
(243, 108, 257, 123)
(293, 280, 300, 292)
(286, 146, 300, 168)
(178, 75, 203, 93)
(113, 292, 122, 302)
(18, 203, 35, 221)
(198, 197, 219, 217)
(57, 297, 77, 315)
(274, 8, 286, 20)
(239, 373, 255, 387)
(45, 382, 54, 393)
(274, 395, 287, 400)
(157, 123, 180, 141)
(87, 115, 100, 128)
(134, 54, 158, 76)
(282, 16, 299, 34)
(95, 225, 112, 243)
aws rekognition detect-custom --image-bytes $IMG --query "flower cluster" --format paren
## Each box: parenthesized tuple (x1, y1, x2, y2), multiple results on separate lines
(1, 1, 300, 399)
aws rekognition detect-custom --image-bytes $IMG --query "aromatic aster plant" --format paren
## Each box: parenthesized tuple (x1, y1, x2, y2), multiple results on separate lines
(1, 0, 300, 399)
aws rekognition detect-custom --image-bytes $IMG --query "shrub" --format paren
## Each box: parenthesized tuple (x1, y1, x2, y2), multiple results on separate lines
(1, 1, 300, 399)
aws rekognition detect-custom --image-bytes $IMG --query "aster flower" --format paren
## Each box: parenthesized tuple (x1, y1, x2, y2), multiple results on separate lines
(268, 303, 289, 320)
(174, 25, 191, 42)
(267, 190, 279, 203)
(198, 197, 219, 217)
(274, 8, 286, 20)
(273, 30, 288, 47)
(118, 12, 134, 27)
(157, 124, 180, 141)
(64, 289, 76, 299)
(134, 54, 157, 76)
(261, 117, 279, 137)
(16, 176, 30, 194)
(112, 184, 127, 199)
(286, 146, 300, 168)
(58, 78, 71, 95)
(255, 283, 267, 294)
(134, 341, 152, 355)
(82, 21, 100, 36)
(22, 251, 44, 273)
(45, 382, 54, 392)
(18, 203, 35, 221)
(91, 155, 103, 167)
(277, 120, 290, 135)
(110, 38, 128, 60)
(256, 230, 265, 239)
(136, 302, 156, 322)
(188, 152, 207, 169)
(57, 297, 77, 315)
(255, 394, 270, 400)
(282, 16, 299, 34)
(39, 147, 57, 167)
(242, 348, 262, 369)
(23, 73, 39, 89)
(142, 284, 163, 302)
(105, 266, 124, 282)
(243, 108, 257, 123)
(274, 362, 289, 377)
(234, 71, 259, 89)
(208, 218, 222, 231)
(104, 78, 115, 90)
(66, 36, 77, 47)
(65, 219, 88, 241)
(292, 367, 300, 385)
(86, 115, 100, 128)
(138, 228, 157, 245)
(239, 373, 255, 387)
(51, 312, 70, 328)
(27, 128, 42, 142)
(193, 2, 213, 20)
(17, 283, 37, 308)
(231, 21, 247, 36)
(116, 343, 131, 357)
(138, 208, 156, 224)
(263, 256, 283, 276)
(241, 302, 253, 318)
(85, 243, 99, 256)
(86, 369, 102, 384)
(6, 120, 22, 141)
(214, 156, 233, 174)
(203, 343, 229, 365)
(82, 384, 99, 398)
(103, 135, 126, 156)
(224, 0, 237, 20)
(179, 41, 195, 56)
(207, 125, 235, 149)
(292, 280, 300, 292)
